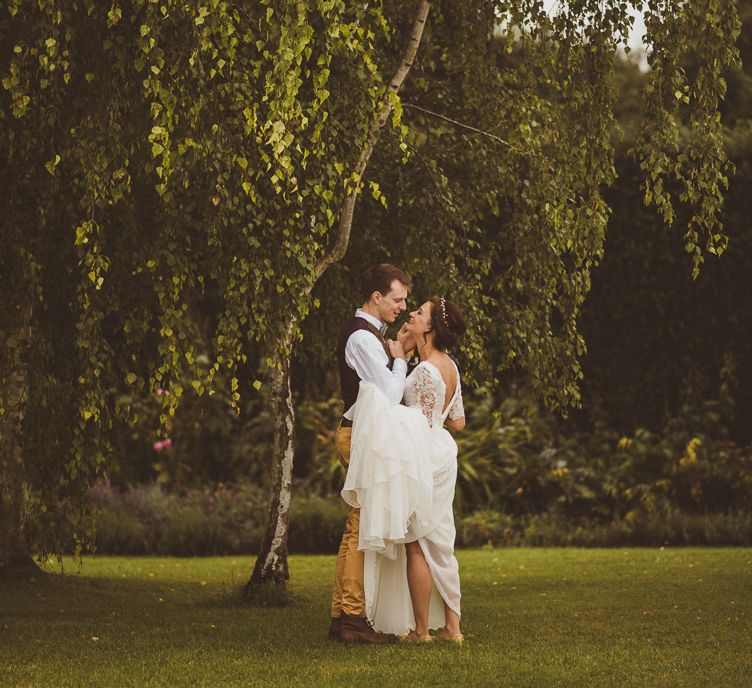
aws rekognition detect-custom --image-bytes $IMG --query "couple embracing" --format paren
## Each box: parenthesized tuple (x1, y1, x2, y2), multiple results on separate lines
(329, 263, 466, 645)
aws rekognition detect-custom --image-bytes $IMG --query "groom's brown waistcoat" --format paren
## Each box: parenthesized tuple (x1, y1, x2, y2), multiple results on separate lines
(337, 317, 393, 415)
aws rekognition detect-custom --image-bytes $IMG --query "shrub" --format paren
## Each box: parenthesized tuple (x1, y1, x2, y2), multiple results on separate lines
(108, 367, 274, 488)
(92, 501, 150, 554)
(449, 383, 752, 527)
(92, 482, 266, 556)
(288, 496, 346, 554)
(92, 482, 347, 556)
(457, 508, 752, 548)
(456, 510, 521, 547)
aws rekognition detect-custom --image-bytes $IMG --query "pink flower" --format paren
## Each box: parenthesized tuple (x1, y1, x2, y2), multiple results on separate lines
(163, 438, 173, 448)
(153, 441, 164, 452)
(156, 388, 164, 396)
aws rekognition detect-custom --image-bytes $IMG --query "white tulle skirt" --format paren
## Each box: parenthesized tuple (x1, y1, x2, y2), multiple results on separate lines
(341, 382, 461, 635)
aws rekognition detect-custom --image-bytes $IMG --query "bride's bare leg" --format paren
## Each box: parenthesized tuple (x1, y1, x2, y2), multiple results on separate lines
(405, 541, 431, 636)
(436, 605, 461, 637)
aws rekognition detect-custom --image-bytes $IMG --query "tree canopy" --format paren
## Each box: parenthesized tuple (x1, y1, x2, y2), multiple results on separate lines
(0, 0, 741, 570)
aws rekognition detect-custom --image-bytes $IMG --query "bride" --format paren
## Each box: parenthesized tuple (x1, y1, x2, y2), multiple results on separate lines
(342, 296, 466, 643)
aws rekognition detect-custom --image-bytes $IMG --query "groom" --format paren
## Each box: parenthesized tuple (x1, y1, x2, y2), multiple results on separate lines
(330, 263, 411, 644)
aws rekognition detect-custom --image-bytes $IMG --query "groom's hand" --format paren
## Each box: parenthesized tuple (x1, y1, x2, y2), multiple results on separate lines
(397, 324, 416, 355)
(387, 338, 407, 361)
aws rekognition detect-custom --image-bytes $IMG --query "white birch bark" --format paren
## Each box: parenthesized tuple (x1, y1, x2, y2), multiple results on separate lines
(246, 0, 431, 590)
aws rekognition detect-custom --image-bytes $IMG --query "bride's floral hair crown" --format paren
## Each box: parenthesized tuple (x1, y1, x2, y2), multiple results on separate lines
(429, 296, 467, 352)
(439, 297, 449, 328)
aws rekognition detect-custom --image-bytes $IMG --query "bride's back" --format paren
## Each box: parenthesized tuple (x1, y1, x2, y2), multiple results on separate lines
(423, 353, 458, 413)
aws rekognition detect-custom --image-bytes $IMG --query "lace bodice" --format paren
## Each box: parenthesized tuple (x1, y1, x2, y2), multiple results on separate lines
(403, 361, 464, 428)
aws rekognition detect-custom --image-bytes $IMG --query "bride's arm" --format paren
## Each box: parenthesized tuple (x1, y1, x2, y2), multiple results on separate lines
(445, 373, 465, 431)
(445, 416, 465, 431)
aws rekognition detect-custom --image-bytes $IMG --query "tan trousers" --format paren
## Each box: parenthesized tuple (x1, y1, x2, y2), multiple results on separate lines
(330, 425, 366, 619)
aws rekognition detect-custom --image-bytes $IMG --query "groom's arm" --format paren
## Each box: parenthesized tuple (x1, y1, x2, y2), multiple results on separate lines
(345, 331, 407, 405)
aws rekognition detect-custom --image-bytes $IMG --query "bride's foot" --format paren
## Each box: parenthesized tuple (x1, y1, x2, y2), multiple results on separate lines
(399, 630, 434, 643)
(433, 626, 464, 644)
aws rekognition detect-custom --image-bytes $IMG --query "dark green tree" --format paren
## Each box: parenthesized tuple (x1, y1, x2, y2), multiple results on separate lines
(0, 1, 741, 587)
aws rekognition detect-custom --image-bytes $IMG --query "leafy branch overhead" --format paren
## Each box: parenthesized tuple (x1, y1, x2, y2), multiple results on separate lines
(0, 0, 740, 566)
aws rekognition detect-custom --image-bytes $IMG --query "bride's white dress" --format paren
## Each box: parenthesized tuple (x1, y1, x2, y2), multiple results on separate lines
(341, 361, 464, 635)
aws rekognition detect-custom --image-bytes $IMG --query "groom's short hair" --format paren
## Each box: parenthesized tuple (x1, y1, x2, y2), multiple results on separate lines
(361, 263, 412, 302)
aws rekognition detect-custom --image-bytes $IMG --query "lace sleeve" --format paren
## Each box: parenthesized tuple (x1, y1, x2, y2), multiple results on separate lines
(412, 365, 437, 428)
(447, 376, 464, 421)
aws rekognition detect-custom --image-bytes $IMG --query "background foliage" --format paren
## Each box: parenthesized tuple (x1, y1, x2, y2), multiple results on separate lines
(1, 1, 748, 562)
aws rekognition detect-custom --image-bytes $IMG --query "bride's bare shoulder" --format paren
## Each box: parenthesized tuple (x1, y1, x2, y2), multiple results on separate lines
(423, 353, 455, 384)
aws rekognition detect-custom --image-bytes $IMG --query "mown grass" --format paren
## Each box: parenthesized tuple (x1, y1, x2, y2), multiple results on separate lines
(1, 548, 750, 687)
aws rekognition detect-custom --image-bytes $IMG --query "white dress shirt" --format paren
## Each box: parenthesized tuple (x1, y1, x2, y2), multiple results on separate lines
(342, 308, 408, 420)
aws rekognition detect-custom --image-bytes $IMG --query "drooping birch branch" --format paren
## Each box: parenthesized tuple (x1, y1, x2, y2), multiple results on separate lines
(402, 102, 525, 153)
(314, 0, 431, 281)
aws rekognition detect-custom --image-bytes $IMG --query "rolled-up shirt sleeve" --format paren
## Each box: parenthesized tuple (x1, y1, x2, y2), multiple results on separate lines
(343, 330, 407, 415)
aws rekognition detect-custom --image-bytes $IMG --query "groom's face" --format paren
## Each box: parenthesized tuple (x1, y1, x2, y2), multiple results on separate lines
(375, 279, 408, 324)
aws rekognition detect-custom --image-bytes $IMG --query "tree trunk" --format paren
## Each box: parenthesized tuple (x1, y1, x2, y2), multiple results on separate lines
(0, 273, 34, 573)
(0, 450, 32, 573)
(244, 325, 296, 592)
(245, 0, 431, 593)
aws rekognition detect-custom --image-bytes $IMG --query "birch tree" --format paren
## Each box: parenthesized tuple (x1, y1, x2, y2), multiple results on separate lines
(0, 0, 740, 579)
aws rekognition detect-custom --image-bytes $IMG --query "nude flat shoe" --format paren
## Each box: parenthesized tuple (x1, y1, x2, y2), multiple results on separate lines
(433, 627, 464, 644)
(399, 631, 434, 643)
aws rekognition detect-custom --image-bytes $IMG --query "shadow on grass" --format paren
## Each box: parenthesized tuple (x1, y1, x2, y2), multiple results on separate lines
(2, 562, 308, 622)
(203, 572, 306, 609)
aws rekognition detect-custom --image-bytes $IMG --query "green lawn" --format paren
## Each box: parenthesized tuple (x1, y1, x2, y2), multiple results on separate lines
(1, 548, 750, 687)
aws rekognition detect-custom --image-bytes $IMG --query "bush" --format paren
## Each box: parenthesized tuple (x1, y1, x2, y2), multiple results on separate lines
(91, 482, 347, 556)
(92, 482, 266, 556)
(448, 381, 752, 528)
(92, 500, 149, 554)
(92, 368, 752, 556)
(92, 480, 752, 555)
(456, 508, 752, 548)
(108, 366, 275, 489)
(288, 496, 346, 554)
(456, 510, 521, 547)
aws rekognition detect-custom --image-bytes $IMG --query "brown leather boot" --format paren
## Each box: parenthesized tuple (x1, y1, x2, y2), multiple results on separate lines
(339, 614, 397, 644)
(328, 617, 342, 641)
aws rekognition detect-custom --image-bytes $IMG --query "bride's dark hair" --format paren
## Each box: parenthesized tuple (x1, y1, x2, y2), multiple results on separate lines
(428, 297, 466, 351)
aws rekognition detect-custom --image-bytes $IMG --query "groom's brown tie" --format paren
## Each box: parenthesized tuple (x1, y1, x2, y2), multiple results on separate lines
(366, 323, 394, 368)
